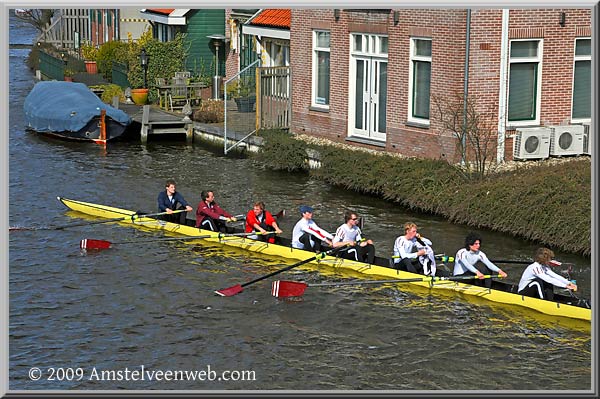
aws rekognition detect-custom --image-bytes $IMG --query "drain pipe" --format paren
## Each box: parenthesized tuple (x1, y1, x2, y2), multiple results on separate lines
(497, 9, 510, 163)
(461, 9, 471, 166)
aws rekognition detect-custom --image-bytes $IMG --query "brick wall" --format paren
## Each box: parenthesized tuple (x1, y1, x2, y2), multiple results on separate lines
(289, 8, 591, 162)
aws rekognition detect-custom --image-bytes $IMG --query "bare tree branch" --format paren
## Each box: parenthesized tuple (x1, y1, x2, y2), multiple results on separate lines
(14, 9, 56, 35)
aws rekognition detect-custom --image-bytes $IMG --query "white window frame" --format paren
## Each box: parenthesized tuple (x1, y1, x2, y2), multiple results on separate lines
(571, 37, 591, 123)
(347, 33, 389, 141)
(312, 30, 331, 109)
(407, 37, 432, 126)
(507, 39, 543, 127)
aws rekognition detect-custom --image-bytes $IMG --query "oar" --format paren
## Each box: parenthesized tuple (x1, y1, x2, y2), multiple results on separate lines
(80, 234, 215, 250)
(80, 230, 278, 250)
(271, 274, 501, 298)
(215, 245, 347, 297)
(391, 254, 454, 262)
(219, 231, 277, 238)
(491, 259, 570, 267)
(9, 209, 186, 232)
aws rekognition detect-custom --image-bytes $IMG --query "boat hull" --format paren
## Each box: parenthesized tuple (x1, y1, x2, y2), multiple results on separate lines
(57, 197, 591, 322)
(28, 117, 128, 143)
(24, 81, 131, 144)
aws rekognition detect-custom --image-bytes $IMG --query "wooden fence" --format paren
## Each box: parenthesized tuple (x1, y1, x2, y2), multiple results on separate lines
(39, 51, 65, 81)
(38, 9, 90, 51)
(257, 66, 290, 130)
(111, 61, 129, 88)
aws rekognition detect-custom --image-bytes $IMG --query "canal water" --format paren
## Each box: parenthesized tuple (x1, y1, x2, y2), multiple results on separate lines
(7, 13, 592, 392)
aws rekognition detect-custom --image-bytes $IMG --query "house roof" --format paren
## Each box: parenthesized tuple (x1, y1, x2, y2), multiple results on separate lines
(248, 9, 290, 29)
(145, 9, 174, 15)
(140, 9, 190, 25)
(243, 8, 290, 40)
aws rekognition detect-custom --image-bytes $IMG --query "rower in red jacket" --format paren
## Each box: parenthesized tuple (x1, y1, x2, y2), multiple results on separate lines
(195, 190, 236, 232)
(245, 201, 282, 243)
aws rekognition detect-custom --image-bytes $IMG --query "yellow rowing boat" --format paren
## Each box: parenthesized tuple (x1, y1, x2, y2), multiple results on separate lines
(57, 196, 591, 322)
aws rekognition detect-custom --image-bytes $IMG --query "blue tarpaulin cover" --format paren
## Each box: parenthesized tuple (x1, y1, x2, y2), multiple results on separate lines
(24, 81, 131, 132)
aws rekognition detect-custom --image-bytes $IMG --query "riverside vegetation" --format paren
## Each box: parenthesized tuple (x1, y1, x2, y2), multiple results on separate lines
(256, 129, 591, 256)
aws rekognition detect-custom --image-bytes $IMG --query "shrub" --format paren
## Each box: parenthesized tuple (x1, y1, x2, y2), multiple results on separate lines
(81, 40, 99, 61)
(258, 130, 309, 172)
(255, 132, 591, 255)
(97, 41, 129, 80)
(97, 84, 125, 104)
(192, 99, 224, 123)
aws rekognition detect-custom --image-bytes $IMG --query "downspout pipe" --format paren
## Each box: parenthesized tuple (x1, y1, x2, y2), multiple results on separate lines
(461, 9, 471, 166)
(497, 9, 510, 163)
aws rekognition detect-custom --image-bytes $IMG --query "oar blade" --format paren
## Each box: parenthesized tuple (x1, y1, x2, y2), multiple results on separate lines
(271, 280, 308, 298)
(214, 284, 243, 297)
(80, 239, 112, 250)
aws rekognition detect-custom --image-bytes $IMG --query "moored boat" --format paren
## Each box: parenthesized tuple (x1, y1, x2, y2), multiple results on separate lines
(57, 196, 591, 322)
(24, 81, 131, 144)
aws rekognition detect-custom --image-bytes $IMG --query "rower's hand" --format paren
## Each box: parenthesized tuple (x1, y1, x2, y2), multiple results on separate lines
(566, 282, 578, 291)
(417, 249, 427, 256)
(498, 269, 507, 279)
(166, 209, 173, 214)
(476, 271, 485, 279)
(230, 216, 237, 222)
(275, 228, 283, 234)
(185, 205, 193, 212)
(325, 239, 333, 246)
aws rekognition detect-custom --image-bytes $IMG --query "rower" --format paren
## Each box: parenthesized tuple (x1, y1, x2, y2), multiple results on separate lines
(245, 201, 282, 244)
(332, 211, 375, 264)
(291, 205, 333, 252)
(157, 179, 193, 224)
(393, 222, 437, 276)
(195, 190, 237, 232)
(517, 247, 577, 300)
(453, 233, 507, 288)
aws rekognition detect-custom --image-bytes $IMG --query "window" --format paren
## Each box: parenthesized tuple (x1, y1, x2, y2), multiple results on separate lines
(312, 30, 330, 108)
(408, 38, 431, 123)
(508, 40, 542, 124)
(572, 38, 591, 121)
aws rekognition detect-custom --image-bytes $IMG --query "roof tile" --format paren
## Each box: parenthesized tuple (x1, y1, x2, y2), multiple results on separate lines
(250, 9, 290, 29)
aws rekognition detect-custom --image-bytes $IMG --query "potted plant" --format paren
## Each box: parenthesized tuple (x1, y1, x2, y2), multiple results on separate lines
(226, 78, 256, 112)
(63, 68, 75, 82)
(81, 40, 98, 74)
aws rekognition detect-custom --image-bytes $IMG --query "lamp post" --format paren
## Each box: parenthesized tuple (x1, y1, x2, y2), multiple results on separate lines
(207, 34, 226, 99)
(139, 48, 149, 89)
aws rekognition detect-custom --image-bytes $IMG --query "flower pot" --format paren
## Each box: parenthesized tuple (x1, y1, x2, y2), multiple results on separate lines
(234, 96, 256, 113)
(84, 60, 97, 74)
(130, 88, 149, 105)
(64, 76, 73, 82)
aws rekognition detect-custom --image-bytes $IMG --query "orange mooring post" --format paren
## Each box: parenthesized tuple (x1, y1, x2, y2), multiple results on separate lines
(97, 109, 107, 144)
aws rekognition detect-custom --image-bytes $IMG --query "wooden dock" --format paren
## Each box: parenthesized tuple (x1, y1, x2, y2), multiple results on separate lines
(116, 102, 193, 144)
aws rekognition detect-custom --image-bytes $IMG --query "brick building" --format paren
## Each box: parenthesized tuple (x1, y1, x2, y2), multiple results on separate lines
(229, 9, 591, 163)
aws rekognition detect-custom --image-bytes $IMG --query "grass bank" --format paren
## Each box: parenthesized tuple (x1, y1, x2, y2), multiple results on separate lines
(255, 130, 591, 256)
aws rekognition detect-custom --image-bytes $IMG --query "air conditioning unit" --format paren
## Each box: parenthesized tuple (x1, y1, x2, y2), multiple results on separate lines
(513, 127, 551, 160)
(583, 123, 592, 156)
(549, 125, 585, 156)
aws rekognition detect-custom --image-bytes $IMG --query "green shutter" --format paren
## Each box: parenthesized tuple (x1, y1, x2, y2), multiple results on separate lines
(413, 61, 431, 119)
(508, 63, 537, 121)
(573, 60, 591, 119)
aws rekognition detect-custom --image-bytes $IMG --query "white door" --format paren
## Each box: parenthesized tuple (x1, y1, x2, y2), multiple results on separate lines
(349, 34, 388, 141)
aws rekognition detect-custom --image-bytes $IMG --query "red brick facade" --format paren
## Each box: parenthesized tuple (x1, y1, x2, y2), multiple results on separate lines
(289, 8, 591, 162)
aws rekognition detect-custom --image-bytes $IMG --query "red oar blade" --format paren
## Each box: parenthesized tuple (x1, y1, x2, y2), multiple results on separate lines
(271, 280, 308, 298)
(80, 239, 112, 250)
(214, 284, 243, 297)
